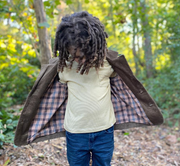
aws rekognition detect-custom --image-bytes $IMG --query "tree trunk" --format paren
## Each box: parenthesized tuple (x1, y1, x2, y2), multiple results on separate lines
(77, 0, 82, 11)
(140, 0, 153, 78)
(132, 0, 139, 75)
(109, 0, 116, 37)
(33, 0, 52, 68)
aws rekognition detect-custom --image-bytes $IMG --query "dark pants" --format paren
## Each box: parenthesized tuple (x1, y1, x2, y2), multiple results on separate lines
(66, 126, 114, 166)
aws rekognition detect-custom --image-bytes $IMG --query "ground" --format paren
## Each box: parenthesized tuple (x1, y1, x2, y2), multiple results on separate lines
(0, 125, 180, 166)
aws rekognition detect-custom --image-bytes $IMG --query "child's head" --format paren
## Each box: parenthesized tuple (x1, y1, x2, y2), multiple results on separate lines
(54, 11, 108, 74)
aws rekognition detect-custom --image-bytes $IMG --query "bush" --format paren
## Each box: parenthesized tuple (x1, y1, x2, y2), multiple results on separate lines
(0, 109, 20, 148)
(0, 64, 37, 108)
(0, 35, 40, 148)
(141, 58, 180, 127)
(0, 36, 40, 109)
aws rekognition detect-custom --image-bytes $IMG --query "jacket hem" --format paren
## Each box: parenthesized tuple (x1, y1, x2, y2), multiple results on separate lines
(17, 122, 155, 146)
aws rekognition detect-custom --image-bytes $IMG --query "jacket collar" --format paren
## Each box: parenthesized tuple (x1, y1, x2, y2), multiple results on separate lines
(107, 49, 119, 60)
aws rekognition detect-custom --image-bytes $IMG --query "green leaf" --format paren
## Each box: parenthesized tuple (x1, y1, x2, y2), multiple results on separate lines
(0, 134, 5, 141)
(66, 0, 72, 5)
(173, 113, 180, 119)
(46, 9, 54, 18)
(43, 1, 51, 6)
(85, 0, 89, 3)
(175, 121, 179, 127)
(0, 141, 3, 148)
(7, 125, 14, 130)
(0, 121, 3, 129)
(123, 132, 129, 136)
(38, 22, 50, 28)
(168, 121, 173, 127)
(54, 0, 61, 6)
(12, 120, 18, 126)
(3, 158, 10, 166)
(6, 119, 13, 124)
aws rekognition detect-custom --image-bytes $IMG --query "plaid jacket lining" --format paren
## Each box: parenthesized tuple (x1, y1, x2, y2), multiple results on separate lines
(27, 75, 152, 143)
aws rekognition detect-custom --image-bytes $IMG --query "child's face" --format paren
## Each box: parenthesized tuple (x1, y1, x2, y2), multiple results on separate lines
(68, 46, 81, 57)
(68, 46, 85, 62)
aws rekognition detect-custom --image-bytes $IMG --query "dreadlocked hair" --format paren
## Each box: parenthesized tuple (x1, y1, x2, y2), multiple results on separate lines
(53, 11, 109, 75)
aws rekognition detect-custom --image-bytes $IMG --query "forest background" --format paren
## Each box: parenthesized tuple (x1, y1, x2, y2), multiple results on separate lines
(0, 0, 180, 148)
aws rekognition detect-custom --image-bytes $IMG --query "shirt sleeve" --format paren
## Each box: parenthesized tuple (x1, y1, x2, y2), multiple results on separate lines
(58, 72, 67, 83)
(103, 59, 116, 77)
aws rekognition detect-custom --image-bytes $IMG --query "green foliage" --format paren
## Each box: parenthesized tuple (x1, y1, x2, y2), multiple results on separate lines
(0, 36, 39, 148)
(141, 56, 180, 127)
(66, 0, 73, 5)
(0, 35, 39, 109)
(0, 0, 9, 17)
(84, 0, 90, 4)
(43, 0, 61, 18)
(0, 109, 20, 148)
(0, 0, 41, 148)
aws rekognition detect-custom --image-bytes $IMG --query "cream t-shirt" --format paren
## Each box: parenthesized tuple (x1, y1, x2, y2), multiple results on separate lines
(59, 59, 116, 133)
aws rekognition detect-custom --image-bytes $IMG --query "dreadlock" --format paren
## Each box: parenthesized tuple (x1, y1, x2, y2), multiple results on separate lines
(53, 11, 108, 75)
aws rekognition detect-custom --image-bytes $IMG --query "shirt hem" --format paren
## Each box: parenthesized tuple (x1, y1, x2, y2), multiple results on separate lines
(64, 120, 116, 134)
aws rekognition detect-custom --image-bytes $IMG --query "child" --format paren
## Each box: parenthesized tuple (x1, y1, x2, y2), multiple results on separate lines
(14, 10, 163, 166)
(54, 11, 116, 166)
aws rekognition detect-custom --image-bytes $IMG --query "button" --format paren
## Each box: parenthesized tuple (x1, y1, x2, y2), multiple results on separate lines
(139, 89, 143, 94)
(149, 103, 153, 107)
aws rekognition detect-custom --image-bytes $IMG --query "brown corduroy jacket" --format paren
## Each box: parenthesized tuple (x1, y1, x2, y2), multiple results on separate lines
(14, 50, 163, 146)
